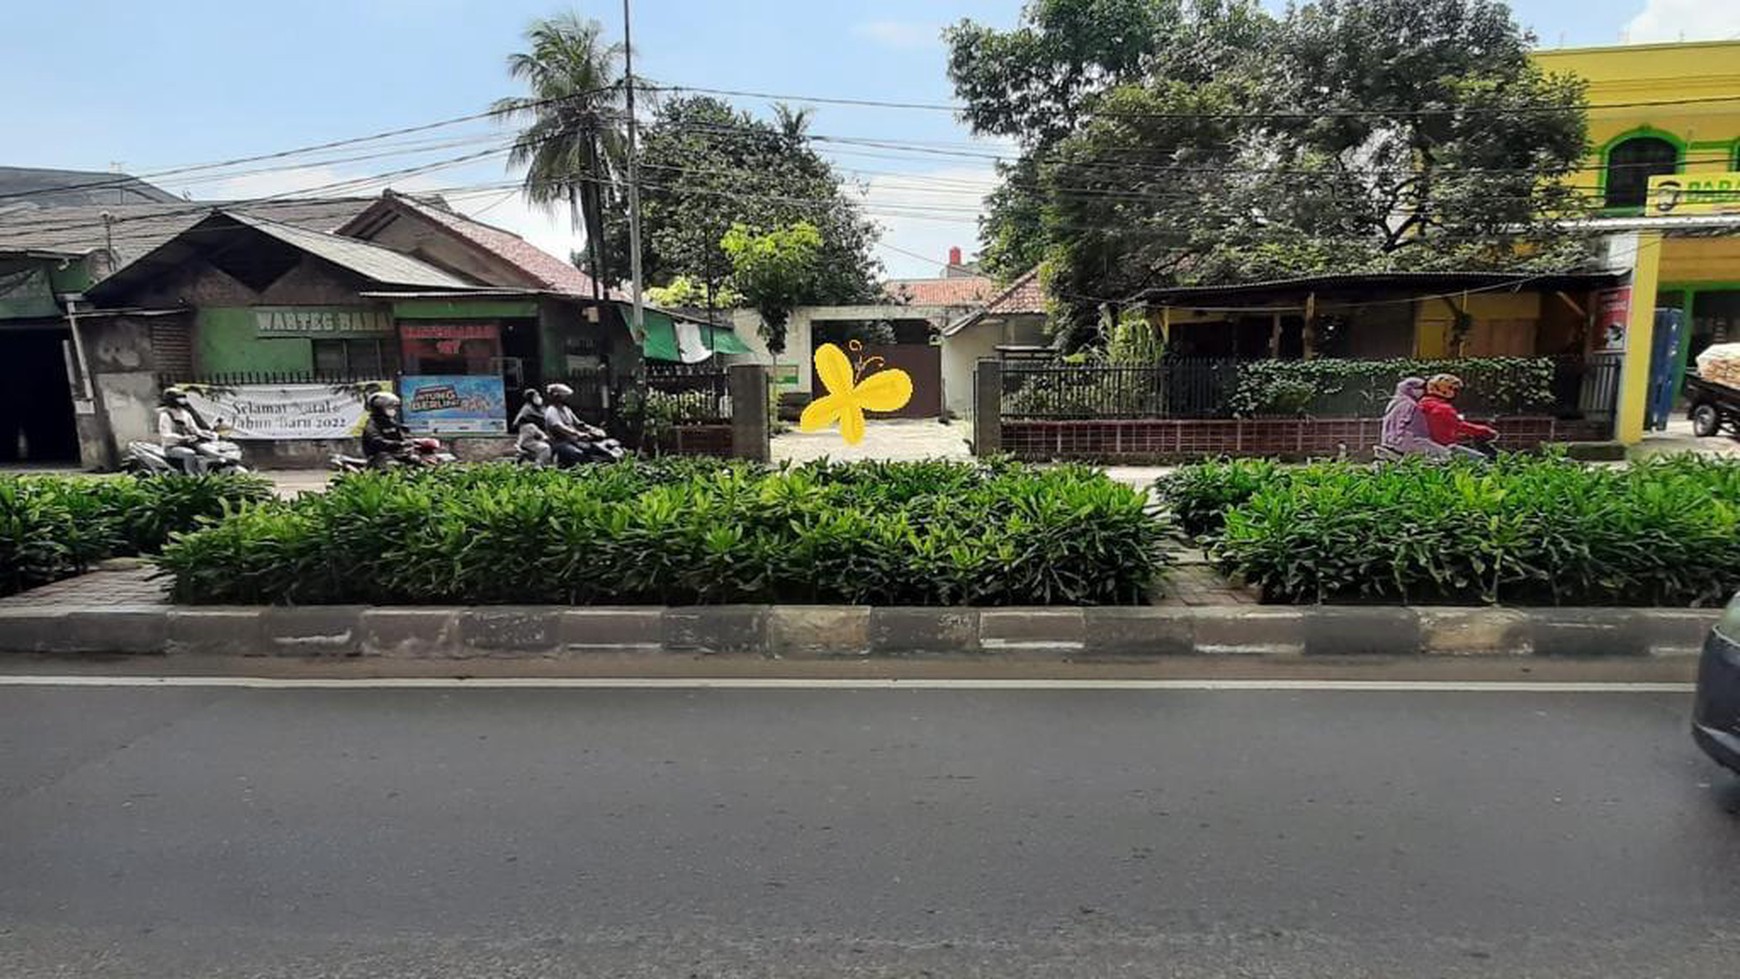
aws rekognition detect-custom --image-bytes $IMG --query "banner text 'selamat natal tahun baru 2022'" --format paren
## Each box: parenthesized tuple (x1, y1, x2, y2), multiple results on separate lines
(400, 375, 509, 435)
(182, 382, 388, 440)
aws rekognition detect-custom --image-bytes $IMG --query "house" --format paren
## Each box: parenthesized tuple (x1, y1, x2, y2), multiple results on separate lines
(938, 267, 1050, 418)
(1529, 38, 1740, 441)
(0, 165, 179, 208)
(0, 197, 378, 465)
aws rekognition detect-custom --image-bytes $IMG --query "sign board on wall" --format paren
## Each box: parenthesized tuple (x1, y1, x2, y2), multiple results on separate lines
(254, 307, 393, 336)
(182, 382, 388, 440)
(400, 375, 508, 435)
(1648, 172, 1740, 216)
(1595, 287, 1632, 353)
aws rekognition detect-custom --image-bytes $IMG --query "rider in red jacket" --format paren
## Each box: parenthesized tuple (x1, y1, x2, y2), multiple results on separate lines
(1418, 373, 1497, 457)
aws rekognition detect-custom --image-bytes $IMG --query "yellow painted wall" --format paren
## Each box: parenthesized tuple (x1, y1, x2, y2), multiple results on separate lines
(1412, 292, 1545, 358)
(1534, 41, 1740, 288)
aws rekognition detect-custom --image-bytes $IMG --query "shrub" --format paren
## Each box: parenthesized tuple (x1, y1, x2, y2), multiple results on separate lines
(0, 472, 271, 597)
(1211, 455, 1740, 606)
(1153, 458, 1287, 539)
(156, 461, 1173, 606)
(1228, 357, 1557, 418)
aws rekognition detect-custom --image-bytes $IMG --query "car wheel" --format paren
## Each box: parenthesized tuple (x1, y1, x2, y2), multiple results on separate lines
(1693, 404, 1721, 438)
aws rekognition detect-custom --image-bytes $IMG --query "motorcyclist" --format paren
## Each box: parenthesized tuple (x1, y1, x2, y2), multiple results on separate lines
(156, 386, 217, 474)
(512, 387, 553, 467)
(361, 391, 416, 469)
(1419, 373, 1499, 461)
(1378, 377, 1449, 460)
(542, 383, 599, 467)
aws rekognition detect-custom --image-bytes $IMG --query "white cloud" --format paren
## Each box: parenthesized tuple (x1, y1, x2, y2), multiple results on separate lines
(852, 165, 1001, 278)
(852, 20, 942, 50)
(1623, 0, 1740, 42)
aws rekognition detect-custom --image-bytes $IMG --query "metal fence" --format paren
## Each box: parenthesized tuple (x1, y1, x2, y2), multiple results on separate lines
(1000, 356, 1623, 422)
(643, 363, 731, 424)
(157, 371, 390, 387)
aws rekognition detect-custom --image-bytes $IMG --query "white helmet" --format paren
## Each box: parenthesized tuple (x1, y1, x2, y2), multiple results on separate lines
(545, 382, 574, 400)
(368, 391, 401, 411)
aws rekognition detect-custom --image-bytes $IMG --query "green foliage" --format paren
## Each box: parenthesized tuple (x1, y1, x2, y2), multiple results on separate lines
(1108, 308, 1163, 366)
(0, 473, 271, 597)
(1229, 357, 1556, 417)
(607, 95, 880, 310)
(723, 221, 824, 353)
(644, 275, 744, 310)
(1203, 455, 1740, 606)
(948, 0, 1593, 335)
(156, 461, 1173, 607)
(1153, 458, 1287, 538)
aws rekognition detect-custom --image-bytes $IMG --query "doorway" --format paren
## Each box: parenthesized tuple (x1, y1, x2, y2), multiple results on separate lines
(0, 328, 79, 464)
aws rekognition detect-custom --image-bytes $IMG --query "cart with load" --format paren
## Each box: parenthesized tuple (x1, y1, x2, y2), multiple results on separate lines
(1685, 342, 1740, 438)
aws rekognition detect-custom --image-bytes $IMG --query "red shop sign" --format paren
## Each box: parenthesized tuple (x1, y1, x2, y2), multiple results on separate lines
(399, 323, 499, 341)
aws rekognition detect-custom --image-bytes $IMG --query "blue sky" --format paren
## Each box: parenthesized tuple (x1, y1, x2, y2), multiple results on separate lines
(2, 0, 1732, 277)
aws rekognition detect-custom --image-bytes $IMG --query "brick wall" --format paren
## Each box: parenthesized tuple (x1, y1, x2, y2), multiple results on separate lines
(1000, 416, 1612, 462)
(651, 424, 733, 457)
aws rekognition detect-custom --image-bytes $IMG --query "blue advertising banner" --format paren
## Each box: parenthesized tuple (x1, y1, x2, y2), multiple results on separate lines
(400, 375, 507, 435)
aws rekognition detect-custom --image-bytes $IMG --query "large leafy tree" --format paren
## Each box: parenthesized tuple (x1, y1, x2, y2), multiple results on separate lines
(604, 95, 880, 322)
(949, 0, 1590, 337)
(494, 12, 627, 297)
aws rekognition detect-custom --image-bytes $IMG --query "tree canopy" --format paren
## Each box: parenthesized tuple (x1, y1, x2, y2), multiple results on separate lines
(604, 95, 881, 320)
(947, 0, 1591, 339)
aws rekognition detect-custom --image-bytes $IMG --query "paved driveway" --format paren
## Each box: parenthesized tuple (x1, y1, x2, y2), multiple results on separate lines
(773, 417, 973, 464)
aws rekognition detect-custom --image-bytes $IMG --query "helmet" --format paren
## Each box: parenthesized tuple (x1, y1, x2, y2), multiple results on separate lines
(545, 383, 574, 400)
(523, 387, 544, 406)
(368, 391, 401, 412)
(160, 385, 190, 407)
(1426, 373, 1464, 400)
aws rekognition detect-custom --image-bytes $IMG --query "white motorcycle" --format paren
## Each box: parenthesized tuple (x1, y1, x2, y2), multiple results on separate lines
(124, 436, 249, 475)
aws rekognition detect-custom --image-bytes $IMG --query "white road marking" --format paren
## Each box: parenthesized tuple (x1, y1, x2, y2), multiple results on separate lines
(0, 676, 1696, 692)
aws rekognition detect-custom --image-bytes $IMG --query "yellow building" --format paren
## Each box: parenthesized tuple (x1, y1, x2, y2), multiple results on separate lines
(1535, 40, 1740, 441)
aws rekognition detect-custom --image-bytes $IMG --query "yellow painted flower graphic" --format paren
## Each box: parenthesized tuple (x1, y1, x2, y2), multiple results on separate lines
(799, 341, 913, 445)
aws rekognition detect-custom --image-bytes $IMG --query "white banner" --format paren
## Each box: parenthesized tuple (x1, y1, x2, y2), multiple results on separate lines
(182, 382, 387, 440)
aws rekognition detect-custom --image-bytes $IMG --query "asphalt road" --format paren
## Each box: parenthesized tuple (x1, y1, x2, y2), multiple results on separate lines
(2, 680, 1737, 978)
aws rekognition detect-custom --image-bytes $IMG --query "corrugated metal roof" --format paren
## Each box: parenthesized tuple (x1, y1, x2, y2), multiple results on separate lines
(225, 212, 474, 289)
(0, 198, 378, 266)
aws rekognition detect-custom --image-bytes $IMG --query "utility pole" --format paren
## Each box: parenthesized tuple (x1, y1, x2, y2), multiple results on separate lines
(622, 0, 646, 346)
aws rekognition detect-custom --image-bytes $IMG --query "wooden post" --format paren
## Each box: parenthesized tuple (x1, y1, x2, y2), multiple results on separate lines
(1269, 311, 1283, 359)
(1159, 306, 1172, 348)
(1302, 292, 1318, 360)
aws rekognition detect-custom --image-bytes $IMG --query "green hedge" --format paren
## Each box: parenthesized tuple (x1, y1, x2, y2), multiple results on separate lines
(1197, 455, 1740, 606)
(1153, 458, 1288, 539)
(0, 473, 272, 597)
(1228, 357, 1557, 417)
(155, 460, 1172, 606)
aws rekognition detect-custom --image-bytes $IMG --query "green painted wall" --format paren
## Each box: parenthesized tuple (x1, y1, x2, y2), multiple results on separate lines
(395, 299, 539, 319)
(196, 308, 313, 374)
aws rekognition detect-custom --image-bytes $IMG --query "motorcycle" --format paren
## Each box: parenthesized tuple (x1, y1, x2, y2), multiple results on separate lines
(330, 437, 458, 474)
(124, 436, 248, 475)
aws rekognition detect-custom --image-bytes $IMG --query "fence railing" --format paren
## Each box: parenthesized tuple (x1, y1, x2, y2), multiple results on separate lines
(643, 363, 731, 424)
(157, 371, 390, 387)
(1000, 356, 1623, 422)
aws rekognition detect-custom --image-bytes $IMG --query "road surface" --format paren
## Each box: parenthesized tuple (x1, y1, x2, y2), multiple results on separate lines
(2, 679, 1736, 977)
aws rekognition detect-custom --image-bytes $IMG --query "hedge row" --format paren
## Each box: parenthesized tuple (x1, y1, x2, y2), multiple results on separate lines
(155, 459, 1172, 607)
(1160, 455, 1740, 606)
(0, 473, 273, 597)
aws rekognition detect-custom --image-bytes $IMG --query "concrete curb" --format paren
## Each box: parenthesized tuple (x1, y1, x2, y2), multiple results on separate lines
(0, 604, 1718, 660)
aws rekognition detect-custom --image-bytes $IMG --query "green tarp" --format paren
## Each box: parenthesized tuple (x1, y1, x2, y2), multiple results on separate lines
(632, 305, 752, 362)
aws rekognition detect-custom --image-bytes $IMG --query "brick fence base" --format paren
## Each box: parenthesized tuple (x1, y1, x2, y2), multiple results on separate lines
(650, 424, 734, 457)
(1001, 416, 1612, 462)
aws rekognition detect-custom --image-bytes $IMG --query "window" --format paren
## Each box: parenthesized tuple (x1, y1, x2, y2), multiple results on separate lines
(1604, 136, 1678, 210)
(312, 338, 392, 379)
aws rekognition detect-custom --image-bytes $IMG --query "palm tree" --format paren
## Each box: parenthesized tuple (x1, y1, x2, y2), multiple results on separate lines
(493, 12, 627, 297)
(772, 102, 814, 145)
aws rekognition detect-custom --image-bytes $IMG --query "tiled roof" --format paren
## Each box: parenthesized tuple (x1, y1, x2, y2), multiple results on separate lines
(983, 268, 1047, 315)
(0, 166, 180, 207)
(0, 198, 377, 266)
(380, 194, 624, 300)
(882, 275, 998, 307)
